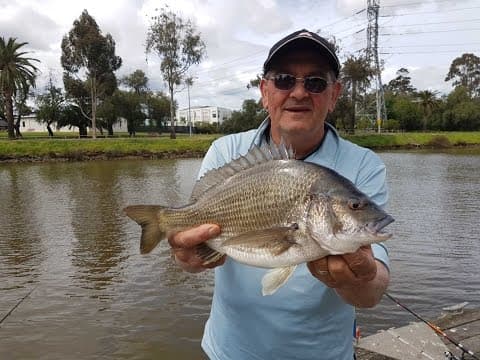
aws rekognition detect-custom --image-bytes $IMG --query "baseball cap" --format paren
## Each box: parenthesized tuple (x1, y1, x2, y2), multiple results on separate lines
(263, 29, 340, 77)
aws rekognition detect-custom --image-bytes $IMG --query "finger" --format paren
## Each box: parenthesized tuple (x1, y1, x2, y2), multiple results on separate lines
(341, 246, 376, 281)
(168, 224, 220, 248)
(173, 247, 226, 273)
(327, 255, 356, 284)
(307, 258, 338, 288)
(203, 255, 226, 269)
(173, 247, 203, 265)
(172, 249, 206, 273)
(307, 257, 328, 275)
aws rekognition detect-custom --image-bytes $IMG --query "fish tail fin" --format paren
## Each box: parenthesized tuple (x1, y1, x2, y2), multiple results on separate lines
(124, 205, 167, 254)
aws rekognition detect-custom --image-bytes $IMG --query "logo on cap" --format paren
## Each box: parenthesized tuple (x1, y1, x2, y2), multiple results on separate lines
(298, 31, 313, 37)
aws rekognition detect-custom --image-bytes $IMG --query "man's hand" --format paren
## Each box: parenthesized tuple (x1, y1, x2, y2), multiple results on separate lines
(307, 245, 389, 308)
(307, 246, 377, 287)
(168, 224, 225, 273)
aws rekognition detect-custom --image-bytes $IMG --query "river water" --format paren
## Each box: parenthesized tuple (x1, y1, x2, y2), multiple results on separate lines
(0, 151, 479, 359)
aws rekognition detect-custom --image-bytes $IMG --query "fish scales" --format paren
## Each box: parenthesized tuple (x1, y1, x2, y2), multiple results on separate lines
(176, 161, 309, 234)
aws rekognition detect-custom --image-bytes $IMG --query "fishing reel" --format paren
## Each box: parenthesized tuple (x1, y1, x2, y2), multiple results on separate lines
(445, 350, 470, 360)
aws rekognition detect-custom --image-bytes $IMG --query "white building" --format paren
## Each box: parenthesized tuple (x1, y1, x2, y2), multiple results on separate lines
(177, 106, 233, 126)
(16, 114, 128, 133)
(21, 114, 51, 132)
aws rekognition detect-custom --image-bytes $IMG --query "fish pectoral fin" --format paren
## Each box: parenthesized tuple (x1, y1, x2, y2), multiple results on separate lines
(196, 243, 225, 265)
(261, 265, 297, 296)
(222, 226, 297, 256)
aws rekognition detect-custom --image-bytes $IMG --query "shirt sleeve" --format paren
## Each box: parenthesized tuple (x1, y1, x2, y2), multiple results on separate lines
(197, 141, 225, 179)
(355, 150, 389, 209)
(197, 132, 252, 179)
(356, 149, 391, 270)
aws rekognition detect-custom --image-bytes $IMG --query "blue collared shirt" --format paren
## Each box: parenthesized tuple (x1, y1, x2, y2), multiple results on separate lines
(199, 119, 390, 360)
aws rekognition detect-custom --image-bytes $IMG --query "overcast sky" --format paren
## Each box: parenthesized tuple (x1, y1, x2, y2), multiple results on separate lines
(1, 0, 479, 110)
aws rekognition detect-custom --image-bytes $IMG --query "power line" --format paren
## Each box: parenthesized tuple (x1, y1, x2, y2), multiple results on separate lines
(382, 0, 459, 8)
(319, 8, 366, 29)
(380, 50, 480, 54)
(194, 50, 265, 75)
(381, 18, 480, 28)
(380, 6, 480, 17)
(379, 42, 480, 48)
(382, 28, 480, 35)
(189, 86, 254, 98)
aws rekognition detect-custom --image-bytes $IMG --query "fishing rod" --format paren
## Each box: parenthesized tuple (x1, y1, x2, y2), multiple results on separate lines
(0, 285, 37, 327)
(384, 292, 479, 360)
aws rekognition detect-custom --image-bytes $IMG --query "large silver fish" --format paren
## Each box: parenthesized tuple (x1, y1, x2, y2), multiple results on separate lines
(124, 143, 394, 295)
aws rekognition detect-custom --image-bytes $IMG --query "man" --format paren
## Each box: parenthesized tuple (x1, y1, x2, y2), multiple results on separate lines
(169, 29, 390, 360)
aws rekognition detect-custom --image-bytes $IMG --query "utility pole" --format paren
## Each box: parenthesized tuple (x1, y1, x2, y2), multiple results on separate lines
(366, 0, 387, 133)
(185, 77, 194, 136)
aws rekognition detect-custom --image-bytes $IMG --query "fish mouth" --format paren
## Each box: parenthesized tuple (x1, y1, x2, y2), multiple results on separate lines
(365, 215, 395, 240)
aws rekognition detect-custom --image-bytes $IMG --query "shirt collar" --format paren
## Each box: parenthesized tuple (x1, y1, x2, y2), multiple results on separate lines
(250, 117, 340, 169)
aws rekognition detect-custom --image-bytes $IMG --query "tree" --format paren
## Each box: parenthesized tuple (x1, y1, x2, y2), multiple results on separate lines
(146, 91, 171, 131)
(96, 92, 120, 136)
(416, 90, 439, 130)
(390, 96, 423, 131)
(340, 55, 374, 134)
(445, 53, 480, 98)
(114, 90, 145, 136)
(0, 96, 5, 121)
(120, 70, 150, 136)
(57, 104, 89, 137)
(386, 68, 416, 96)
(146, 6, 206, 139)
(12, 86, 33, 138)
(122, 69, 148, 94)
(220, 99, 266, 134)
(247, 75, 262, 89)
(329, 93, 353, 131)
(36, 77, 65, 137)
(0, 37, 39, 139)
(442, 86, 480, 130)
(61, 9, 122, 138)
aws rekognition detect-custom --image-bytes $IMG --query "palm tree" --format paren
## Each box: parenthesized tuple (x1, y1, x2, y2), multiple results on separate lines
(0, 37, 39, 139)
(417, 90, 439, 130)
(341, 55, 375, 134)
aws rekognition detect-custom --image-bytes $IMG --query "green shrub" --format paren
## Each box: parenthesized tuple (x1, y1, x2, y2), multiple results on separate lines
(426, 135, 451, 148)
(383, 119, 400, 131)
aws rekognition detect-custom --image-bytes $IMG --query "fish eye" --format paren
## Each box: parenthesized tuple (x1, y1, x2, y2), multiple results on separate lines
(348, 198, 364, 210)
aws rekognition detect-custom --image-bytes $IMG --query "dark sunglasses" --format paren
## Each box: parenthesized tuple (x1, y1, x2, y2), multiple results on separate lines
(265, 73, 332, 94)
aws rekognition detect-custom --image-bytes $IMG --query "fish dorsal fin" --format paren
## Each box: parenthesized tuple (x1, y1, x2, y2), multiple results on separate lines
(190, 141, 295, 201)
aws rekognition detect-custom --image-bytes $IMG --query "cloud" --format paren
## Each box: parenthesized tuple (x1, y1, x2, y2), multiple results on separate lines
(410, 66, 452, 95)
(0, 6, 61, 51)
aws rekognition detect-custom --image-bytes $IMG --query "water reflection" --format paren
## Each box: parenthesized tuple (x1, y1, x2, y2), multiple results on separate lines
(0, 165, 42, 293)
(60, 161, 129, 294)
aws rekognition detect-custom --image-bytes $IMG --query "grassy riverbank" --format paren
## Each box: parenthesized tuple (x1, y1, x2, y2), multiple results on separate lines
(1, 131, 480, 162)
(0, 133, 219, 162)
(343, 131, 480, 149)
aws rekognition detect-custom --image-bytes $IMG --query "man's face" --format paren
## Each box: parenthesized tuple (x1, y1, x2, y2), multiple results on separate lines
(260, 50, 342, 142)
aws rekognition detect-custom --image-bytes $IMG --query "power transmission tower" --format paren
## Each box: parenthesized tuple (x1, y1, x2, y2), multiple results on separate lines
(366, 0, 387, 133)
